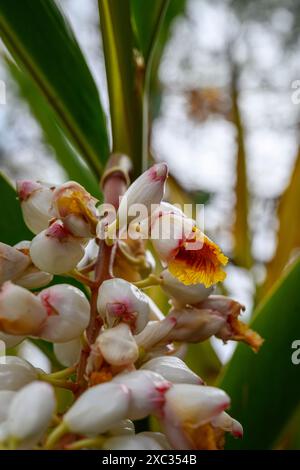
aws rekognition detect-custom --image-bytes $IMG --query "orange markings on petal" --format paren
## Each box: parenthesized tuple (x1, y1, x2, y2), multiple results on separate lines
(168, 233, 228, 288)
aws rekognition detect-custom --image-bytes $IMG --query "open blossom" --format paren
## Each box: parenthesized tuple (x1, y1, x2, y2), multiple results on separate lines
(30, 220, 85, 274)
(97, 278, 149, 334)
(160, 269, 213, 306)
(151, 212, 228, 288)
(194, 295, 263, 351)
(38, 284, 90, 343)
(0, 356, 38, 391)
(0, 282, 47, 335)
(113, 370, 171, 420)
(16, 180, 55, 234)
(160, 384, 231, 450)
(51, 181, 99, 238)
(63, 382, 130, 435)
(141, 356, 203, 385)
(103, 432, 171, 450)
(3, 382, 55, 449)
(96, 323, 139, 366)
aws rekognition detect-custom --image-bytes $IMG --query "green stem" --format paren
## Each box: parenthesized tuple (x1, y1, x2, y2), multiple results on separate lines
(46, 366, 76, 380)
(66, 436, 105, 450)
(44, 422, 69, 450)
(134, 273, 162, 288)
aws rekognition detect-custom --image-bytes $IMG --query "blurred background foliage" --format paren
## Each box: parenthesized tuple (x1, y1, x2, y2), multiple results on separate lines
(1, 0, 300, 449)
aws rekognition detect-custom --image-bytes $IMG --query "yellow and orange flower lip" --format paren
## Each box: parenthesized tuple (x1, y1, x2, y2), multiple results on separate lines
(168, 231, 228, 288)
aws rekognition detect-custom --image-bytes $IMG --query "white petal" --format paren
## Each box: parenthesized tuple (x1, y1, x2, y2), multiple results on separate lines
(7, 381, 55, 447)
(64, 382, 130, 435)
(107, 419, 135, 436)
(17, 180, 54, 234)
(163, 384, 230, 428)
(134, 318, 176, 350)
(0, 391, 15, 422)
(211, 411, 243, 438)
(103, 432, 171, 450)
(97, 323, 139, 366)
(167, 307, 226, 343)
(97, 278, 149, 334)
(38, 284, 90, 343)
(0, 282, 47, 335)
(161, 269, 213, 306)
(54, 338, 81, 367)
(141, 356, 203, 385)
(118, 163, 168, 228)
(0, 356, 38, 391)
(0, 242, 30, 285)
(113, 370, 171, 420)
(0, 332, 24, 349)
(30, 220, 85, 275)
(151, 214, 195, 262)
(15, 265, 53, 289)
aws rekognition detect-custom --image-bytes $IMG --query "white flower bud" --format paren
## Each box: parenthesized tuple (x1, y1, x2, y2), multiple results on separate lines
(30, 220, 85, 275)
(16, 265, 53, 290)
(54, 338, 81, 367)
(38, 284, 90, 343)
(0, 282, 47, 335)
(162, 384, 230, 449)
(117, 163, 168, 229)
(0, 242, 30, 285)
(211, 412, 243, 438)
(0, 391, 15, 422)
(97, 278, 149, 334)
(97, 323, 139, 366)
(161, 269, 213, 306)
(141, 356, 203, 385)
(0, 356, 38, 391)
(134, 317, 176, 350)
(7, 381, 55, 448)
(103, 432, 171, 450)
(113, 370, 171, 420)
(51, 181, 99, 237)
(166, 307, 226, 343)
(146, 295, 165, 321)
(64, 382, 130, 435)
(0, 332, 24, 349)
(17, 180, 54, 234)
(107, 419, 135, 437)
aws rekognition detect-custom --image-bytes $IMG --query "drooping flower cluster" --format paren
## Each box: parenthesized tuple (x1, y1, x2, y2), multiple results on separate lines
(0, 162, 262, 450)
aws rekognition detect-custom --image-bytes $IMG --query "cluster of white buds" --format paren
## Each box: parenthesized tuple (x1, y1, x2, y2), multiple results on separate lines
(0, 162, 262, 450)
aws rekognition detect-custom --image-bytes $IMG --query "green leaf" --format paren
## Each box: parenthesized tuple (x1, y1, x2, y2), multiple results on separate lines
(0, 172, 32, 244)
(99, 0, 143, 177)
(6, 58, 102, 199)
(131, 0, 170, 64)
(0, 0, 109, 176)
(231, 72, 252, 269)
(260, 147, 300, 299)
(220, 257, 300, 449)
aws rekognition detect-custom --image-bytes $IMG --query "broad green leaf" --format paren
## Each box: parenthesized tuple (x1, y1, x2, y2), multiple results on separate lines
(0, 172, 32, 244)
(6, 59, 102, 199)
(220, 257, 300, 449)
(131, 0, 170, 64)
(260, 148, 300, 299)
(231, 74, 252, 269)
(98, 0, 143, 178)
(0, 0, 109, 176)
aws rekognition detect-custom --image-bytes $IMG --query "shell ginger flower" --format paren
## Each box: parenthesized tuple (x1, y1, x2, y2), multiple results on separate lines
(151, 212, 228, 288)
